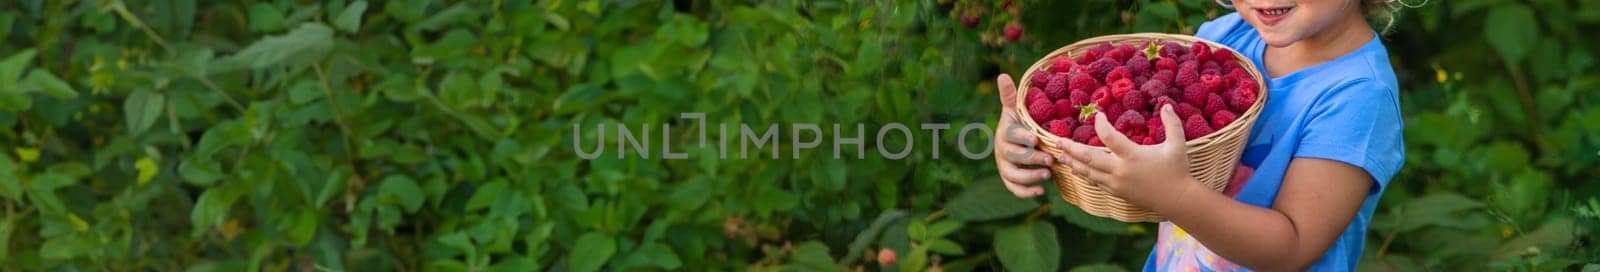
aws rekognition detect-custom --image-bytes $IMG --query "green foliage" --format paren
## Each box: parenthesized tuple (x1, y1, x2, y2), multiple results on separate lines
(0, 0, 1594, 271)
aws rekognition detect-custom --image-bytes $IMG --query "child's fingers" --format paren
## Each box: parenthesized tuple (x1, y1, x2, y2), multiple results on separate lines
(1003, 143, 1054, 167)
(997, 74, 1018, 109)
(1092, 113, 1137, 155)
(1158, 104, 1186, 145)
(1000, 169, 1047, 198)
(1002, 125, 1038, 146)
(1058, 138, 1116, 173)
(1000, 162, 1051, 186)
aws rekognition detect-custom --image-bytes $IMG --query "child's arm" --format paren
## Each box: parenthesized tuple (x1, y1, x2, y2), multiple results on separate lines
(1058, 106, 1372, 271)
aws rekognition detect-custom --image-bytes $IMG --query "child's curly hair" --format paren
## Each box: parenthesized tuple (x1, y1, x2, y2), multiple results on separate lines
(1213, 0, 1430, 33)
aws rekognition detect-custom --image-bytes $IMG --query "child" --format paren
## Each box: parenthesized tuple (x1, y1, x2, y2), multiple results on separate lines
(992, 0, 1406, 270)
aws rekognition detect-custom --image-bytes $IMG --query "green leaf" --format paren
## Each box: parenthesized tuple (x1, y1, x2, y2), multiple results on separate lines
(219, 23, 334, 70)
(1494, 218, 1575, 259)
(124, 89, 165, 136)
(39, 235, 89, 260)
(1049, 186, 1130, 234)
(1069, 264, 1131, 272)
(926, 220, 963, 238)
(1484, 3, 1538, 65)
(907, 220, 927, 241)
(283, 210, 317, 246)
(926, 238, 966, 255)
(248, 3, 286, 32)
(0, 217, 11, 259)
(787, 241, 839, 271)
(334, 1, 367, 33)
(842, 210, 906, 265)
(616, 243, 683, 270)
(569, 232, 616, 272)
(0, 49, 35, 86)
(23, 71, 77, 99)
(946, 179, 1040, 221)
(1394, 193, 1486, 232)
(0, 154, 19, 201)
(380, 176, 424, 213)
(995, 221, 1059, 272)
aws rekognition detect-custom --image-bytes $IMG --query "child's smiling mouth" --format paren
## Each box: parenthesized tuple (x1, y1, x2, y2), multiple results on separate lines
(1255, 6, 1294, 26)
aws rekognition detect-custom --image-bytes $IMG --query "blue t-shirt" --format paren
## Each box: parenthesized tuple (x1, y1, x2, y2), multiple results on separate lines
(1141, 13, 1405, 271)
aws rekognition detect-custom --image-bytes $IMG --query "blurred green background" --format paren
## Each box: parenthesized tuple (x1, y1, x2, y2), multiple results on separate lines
(0, 0, 1596, 271)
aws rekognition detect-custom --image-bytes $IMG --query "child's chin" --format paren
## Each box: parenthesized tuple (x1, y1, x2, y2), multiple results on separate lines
(1259, 33, 1299, 48)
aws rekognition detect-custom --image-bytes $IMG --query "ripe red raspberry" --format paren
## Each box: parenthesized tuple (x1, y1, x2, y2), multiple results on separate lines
(1155, 58, 1178, 71)
(1229, 86, 1258, 112)
(1191, 42, 1213, 62)
(1125, 56, 1152, 76)
(1212, 48, 1237, 62)
(1115, 110, 1147, 136)
(1133, 75, 1149, 88)
(1205, 93, 1227, 115)
(1090, 86, 1110, 106)
(1200, 74, 1226, 93)
(1072, 125, 1096, 144)
(1175, 65, 1200, 88)
(1032, 71, 1052, 87)
(1051, 57, 1075, 73)
(1211, 110, 1237, 129)
(1100, 103, 1124, 125)
(1159, 41, 1187, 59)
(1182, 84, 1208, 106)
(1234, 77, 1259, 93)
(1104, 48, 1128, 62)
(1069, 72, 1100, 92)
(1152, 96, 1177, 110)
(1109, 78, 1136, 97)
(1055, 99, 1078, 120)
(1147, 116, 1166, 144)
(1108, 66, 1133, 83)
(1122, 88, 1148, 112)
(1087, 58, 1120, 80)
(1069, 89, 1091, 107)
(961, 12, 980, 28)
(1150, 69, 1174, 86)
(1045, 73, 1071, 100)
(1088, 135, 1104, 147)
(1225, 68, 1250, 87)
(1176, 103, 1201, 120)
(1026, 86, 1047, 105)
(1004, 22, 1024, 42)
(1048, 119, 1073, 137)
(1112, 44, 1139, 62)
(1178, 53, 1195, 63)
(1029, 99, 1056, 124)
(1182, 115, 1214, 140)
(1140, 80, 1168, 99)
(878, 249, 898, 266)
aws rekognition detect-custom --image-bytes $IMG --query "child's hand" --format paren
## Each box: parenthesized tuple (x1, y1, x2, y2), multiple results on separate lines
(993, 74, 1054, 198)
(1057, 105, 1201, 211)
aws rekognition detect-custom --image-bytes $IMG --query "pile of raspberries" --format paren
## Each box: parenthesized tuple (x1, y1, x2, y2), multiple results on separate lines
(1024, 41, 1259, 147)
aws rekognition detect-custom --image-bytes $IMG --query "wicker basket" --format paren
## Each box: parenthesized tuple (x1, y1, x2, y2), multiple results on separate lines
(1015, 33, 1268, 222)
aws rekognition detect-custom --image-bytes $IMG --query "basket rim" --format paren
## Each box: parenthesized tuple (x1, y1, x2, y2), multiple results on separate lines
(1013, 33, 1268, 152)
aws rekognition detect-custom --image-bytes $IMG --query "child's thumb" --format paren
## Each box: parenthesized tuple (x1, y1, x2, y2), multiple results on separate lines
(997, 74, 1018, 109)
(1160, 104, 1186, 144)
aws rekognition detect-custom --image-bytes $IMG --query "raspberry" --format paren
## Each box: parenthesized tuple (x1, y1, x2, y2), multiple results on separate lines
(1090, 86, 1110, 106)
(1205, 93, 1227, 115)
(1045, 73, 1070, 100)
(1225, 68, 1250, 88)
(1115, 110, 1147, 136)
(1140, 80, 1168, 99)
(1175, 65, 1200, 88)
(1200, 74, 1225, 93)
(1182, 84, 1209, 106)
(1234, 77, 1259, 93)
(1055, 99, 1078, 120)
(1176, 103, 1202, 120)
(1051, 57, 1075, 73)
(1088, 135, 1104, 147)
(1182, 115, 1214, 140)
(1089, 43, 1115, 56)
(1159, 41, 1187, 59)
(1100, 103, 1124, 125)
(1125, 56, 1151, 76)
(1202, 66, 1222, 77)
(1191, 42, 1212, 62)
(1109, 78, 1136, 99)
(1150, 69, 1174, 86)
(1155, 58, 1178, 71)
(1229, 86, 1258, 112)
(1122, 88, 1148, 112)
(1026, 86, 1047, 105)
(1004, 22, 1024, 42)
(1178, 53, 1195, 63)
(1087, 58, 1120, 80)
(1077, 53, 1097, 65)
(1212, 48, 1237, 62)
(1211, 110, 1237, 129)
(1114, 44, 1140, 62)
(1048, 119, 1073, 137)
(1152, 96, 1177, 110)
(1069, 72, 1100, 92)
(1147, 116, 1166, 144)
(1069, 89, 1091, 107)
(1104, 47, 1128, 62)
(1107, 66, 1132, 84)
(1032, 71, 1052, 87)
(1072, 125, 1096, 144)
(1029, 99, 1056, 124)
(1133, 75, 1149, 88)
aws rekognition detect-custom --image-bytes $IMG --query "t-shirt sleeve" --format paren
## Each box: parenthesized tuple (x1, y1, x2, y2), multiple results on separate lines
(1292, 79, 1406, 194)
